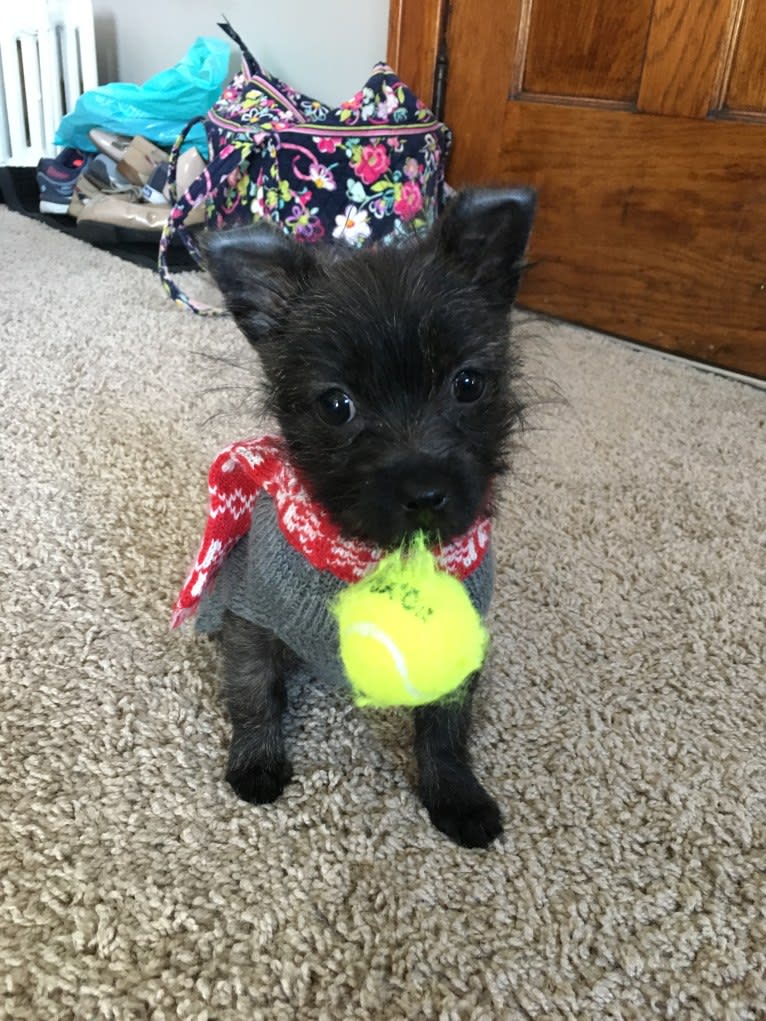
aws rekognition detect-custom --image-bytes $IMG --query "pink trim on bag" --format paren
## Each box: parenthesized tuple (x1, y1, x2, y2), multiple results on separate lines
(206, 110, 443, 138)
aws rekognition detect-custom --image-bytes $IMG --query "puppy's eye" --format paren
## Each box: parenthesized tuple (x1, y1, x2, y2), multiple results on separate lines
(317, 388, 356, 425)
(452, 369, 485, 403)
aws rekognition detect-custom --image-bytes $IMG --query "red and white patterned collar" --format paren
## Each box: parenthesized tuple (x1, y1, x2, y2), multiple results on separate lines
(172, 435, 491, 628)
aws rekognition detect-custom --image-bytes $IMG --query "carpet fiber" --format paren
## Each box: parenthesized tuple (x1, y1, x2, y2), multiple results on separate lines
(1, 208, 764, 1020)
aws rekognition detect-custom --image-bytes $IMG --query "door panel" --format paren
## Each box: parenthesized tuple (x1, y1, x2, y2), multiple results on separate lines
(636, 0, 736, 117)
(498, 104, 766, 376)
(726, 2, 766, 113)
(523, 0, 654, 102)
(387, 0, 445, 115)
(389, 0, 766, 378)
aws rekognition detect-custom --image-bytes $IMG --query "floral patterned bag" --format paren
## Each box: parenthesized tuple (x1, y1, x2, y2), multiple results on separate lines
(158, 22, 452, 314)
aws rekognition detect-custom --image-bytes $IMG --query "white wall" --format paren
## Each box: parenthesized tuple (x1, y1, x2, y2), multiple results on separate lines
(91, 0, 391, 108)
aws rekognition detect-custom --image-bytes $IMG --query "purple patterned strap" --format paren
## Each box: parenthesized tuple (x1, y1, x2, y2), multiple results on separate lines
(157, 122, 243, 315)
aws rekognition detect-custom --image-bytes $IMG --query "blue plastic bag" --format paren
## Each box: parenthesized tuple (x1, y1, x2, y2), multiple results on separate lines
(55, 37, 230, 155)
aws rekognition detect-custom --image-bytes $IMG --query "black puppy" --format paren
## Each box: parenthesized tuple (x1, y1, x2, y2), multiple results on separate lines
(203, 188, 535, 848)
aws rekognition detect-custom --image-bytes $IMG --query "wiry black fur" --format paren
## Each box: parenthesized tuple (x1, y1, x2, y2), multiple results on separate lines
(204, 188, 536, 848)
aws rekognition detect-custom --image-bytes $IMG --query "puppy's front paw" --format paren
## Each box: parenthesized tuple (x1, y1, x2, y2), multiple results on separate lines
(425, 786, 503, 849)
(226, 759, 293, 805)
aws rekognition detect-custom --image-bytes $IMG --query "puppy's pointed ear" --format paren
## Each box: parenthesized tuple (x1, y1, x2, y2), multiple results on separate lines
(203, 224, 317, 344)
(434, 187, 536, 307)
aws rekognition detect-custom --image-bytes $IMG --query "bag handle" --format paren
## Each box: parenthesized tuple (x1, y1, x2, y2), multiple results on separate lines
(217, 18, 261, 77)
(157, 118, 243, 315)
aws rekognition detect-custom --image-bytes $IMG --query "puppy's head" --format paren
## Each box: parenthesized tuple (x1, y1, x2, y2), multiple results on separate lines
(205, 188, 536, 548)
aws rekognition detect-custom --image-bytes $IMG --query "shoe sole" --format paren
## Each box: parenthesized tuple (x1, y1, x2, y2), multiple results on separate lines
(76, 219, 202, 246)
(39, 200, 72, 214)
(84, 156, 134, 192)
(76, 220, 156, 245)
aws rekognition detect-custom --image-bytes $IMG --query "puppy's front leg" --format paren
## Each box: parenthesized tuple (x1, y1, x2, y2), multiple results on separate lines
(222, 610, 294, 804)
(414, 678, 502, 848)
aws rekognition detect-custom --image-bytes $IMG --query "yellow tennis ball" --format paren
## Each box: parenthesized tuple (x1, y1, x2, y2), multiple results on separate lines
(333, 537, 488, 708)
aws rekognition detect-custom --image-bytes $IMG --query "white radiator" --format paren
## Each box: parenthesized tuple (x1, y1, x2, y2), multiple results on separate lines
(0, 0, 97, 167)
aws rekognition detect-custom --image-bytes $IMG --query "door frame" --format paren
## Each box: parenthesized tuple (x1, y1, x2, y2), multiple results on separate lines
(388, 0, 526, 179)
(387, 0, 446, 110)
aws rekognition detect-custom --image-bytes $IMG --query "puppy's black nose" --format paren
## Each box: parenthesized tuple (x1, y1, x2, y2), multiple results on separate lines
(402, 487, 448, 513)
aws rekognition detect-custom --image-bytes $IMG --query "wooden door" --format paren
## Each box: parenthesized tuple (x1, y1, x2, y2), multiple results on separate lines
(389, 0, 766, 379)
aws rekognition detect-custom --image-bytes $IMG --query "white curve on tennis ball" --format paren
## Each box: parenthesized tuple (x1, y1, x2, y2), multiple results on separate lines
(344, 621, 426, 703)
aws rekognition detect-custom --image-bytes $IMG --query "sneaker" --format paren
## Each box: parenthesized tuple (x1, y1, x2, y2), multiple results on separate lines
(141, 149, 207, 204)
(141, 161, 171, 205)
(67, 172, 142, 218)
(36, 147, 92, 214)
(84, 153, 135, 193)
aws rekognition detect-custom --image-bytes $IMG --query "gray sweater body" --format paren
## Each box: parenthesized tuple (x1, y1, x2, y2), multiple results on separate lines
(196, 493, 495, 686)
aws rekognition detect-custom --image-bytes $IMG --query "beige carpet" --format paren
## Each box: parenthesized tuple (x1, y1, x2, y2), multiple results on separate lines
(1, 207, 765, 1020)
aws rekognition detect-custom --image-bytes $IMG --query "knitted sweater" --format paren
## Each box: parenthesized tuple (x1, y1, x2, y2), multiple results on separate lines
(173, 437, 495, 686)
